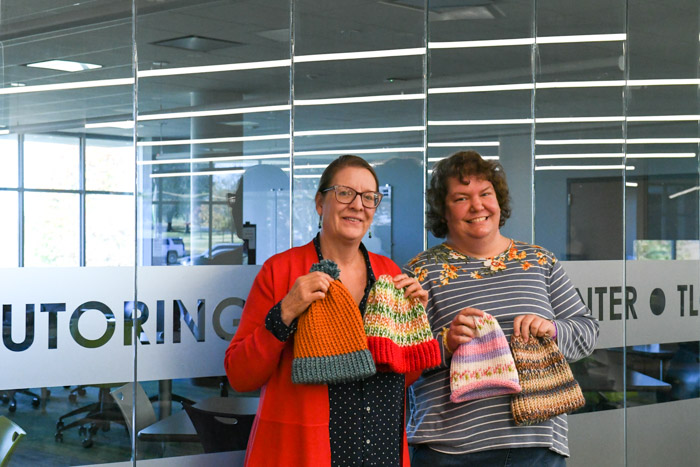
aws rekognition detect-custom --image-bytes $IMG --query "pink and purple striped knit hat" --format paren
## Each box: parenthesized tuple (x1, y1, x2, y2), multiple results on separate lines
(450, 313, 521, 403)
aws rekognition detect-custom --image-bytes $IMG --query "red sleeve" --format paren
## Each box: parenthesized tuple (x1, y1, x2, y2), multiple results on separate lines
(224, 259, 288, 392)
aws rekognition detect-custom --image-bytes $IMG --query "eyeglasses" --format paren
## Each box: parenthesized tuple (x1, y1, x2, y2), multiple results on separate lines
(322, 185, 383, 208)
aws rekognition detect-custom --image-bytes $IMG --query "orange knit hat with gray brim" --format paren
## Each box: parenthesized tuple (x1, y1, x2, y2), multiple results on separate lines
(292, 259, 376, 384)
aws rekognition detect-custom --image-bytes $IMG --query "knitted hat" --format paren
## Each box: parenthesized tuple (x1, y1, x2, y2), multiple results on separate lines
(292, 260, 376, 384)
(364, 275, 441, 373)
(450, 313, 521, 403)
(509, 335, 586, 425)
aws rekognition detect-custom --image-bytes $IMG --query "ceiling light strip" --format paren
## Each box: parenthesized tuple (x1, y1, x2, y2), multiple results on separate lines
(294, 47, 425, 63)
(139, 153, 289, 166)
(535, 165, 634, 171)
(139, 59, 291, 77)
(0, 77, 133, 95)
(294, 94, 425, 106)
(669, 186, 700, 199)
(627, 153, 696, 158)
(429, 33, 625, 49)
(428, 141, 499, 147)
(536, 153, 695, 160)
(294, 125, 425, 136)
(536, 138, 700, 145)
(138, 133, 290, 147)
(138, 105, 291, 121)
(150, 169, 246, 179)
(294, 147, 423, 156)
(429, 156, 499, 162)
(628, 115, 700, 122)
(429, 119, 533, 126)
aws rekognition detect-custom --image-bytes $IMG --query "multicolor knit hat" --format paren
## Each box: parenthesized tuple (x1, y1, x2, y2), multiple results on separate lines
(450, 313, 521, 403)
(292, 260, 376, 384)
(364, 275, 441, 374)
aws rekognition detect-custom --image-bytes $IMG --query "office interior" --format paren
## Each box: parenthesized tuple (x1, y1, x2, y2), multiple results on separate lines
(0, 0, 698, 466)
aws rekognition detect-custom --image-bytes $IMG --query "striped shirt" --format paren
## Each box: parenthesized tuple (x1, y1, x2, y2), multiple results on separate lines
(403, 241, 599, 457)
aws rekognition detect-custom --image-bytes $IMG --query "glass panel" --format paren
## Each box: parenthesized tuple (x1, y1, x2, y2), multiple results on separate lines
(24, 135, 80, 190)
(134, 0, 289, 462)
(0, 135, 18, 188)
(534, 1, 627, 465)
(86, 193, 135, 266)
(293, 0, 425, 265)
(0, 191, 19, 267)
(623, 0, 700, 465)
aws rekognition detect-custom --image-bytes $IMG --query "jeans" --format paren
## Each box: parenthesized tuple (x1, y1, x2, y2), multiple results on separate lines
(411, 445, 567, 467)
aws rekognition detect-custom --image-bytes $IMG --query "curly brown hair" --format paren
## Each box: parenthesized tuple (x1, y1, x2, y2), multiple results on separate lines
(426, 150, 511, 238)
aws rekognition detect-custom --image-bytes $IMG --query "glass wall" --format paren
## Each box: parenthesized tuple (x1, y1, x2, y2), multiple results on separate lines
(0, 0, 698, 465)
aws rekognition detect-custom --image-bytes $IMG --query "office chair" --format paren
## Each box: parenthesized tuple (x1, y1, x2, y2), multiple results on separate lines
(183, 403, 254, 453)
(0, 416, 26, 467)
(54, 384, 126, 448)
(1, 389, 41, 413)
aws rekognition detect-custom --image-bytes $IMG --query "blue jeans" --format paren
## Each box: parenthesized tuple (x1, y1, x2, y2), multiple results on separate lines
(411, 445, 567, 467)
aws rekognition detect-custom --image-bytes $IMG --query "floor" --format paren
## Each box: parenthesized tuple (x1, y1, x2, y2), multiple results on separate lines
(2, 378, 227, 466)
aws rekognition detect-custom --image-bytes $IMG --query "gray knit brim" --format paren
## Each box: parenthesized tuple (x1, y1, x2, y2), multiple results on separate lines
(292, 349, 377, 384)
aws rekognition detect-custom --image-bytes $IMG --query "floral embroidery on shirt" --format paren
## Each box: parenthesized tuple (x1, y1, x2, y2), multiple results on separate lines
(407, 242, 558, 286)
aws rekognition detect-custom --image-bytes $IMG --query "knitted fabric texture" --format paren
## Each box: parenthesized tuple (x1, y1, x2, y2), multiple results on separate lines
(292, 260, 376, 384)
(509, 335, 585, 425)
(364, 275, 441, 373)
(449, 313, 521, 403)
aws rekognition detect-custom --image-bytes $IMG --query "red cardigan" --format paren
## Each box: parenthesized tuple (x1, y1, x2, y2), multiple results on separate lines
(225, 240, 420, 466)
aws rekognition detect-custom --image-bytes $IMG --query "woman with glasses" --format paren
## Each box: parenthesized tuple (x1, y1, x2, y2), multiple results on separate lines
(225, 155, 428, 466)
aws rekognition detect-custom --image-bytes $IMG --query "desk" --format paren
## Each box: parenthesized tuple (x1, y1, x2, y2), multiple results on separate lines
(138, 396, 259, 443)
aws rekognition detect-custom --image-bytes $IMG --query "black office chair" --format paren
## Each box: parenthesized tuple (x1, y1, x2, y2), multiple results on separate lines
(183, 403, 254, 453)
(54, 385, 126, 448)
(1, 389, 41, 413)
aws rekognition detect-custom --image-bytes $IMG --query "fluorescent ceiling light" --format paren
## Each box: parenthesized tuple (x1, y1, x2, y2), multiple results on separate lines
(669, 186, 700, 199)
(429, 33, 626, 49)
(26, 59, 102, 72)
(535, 165, 634, 171)
(628, 79, 700, 86)
(536, 138, 700, 145)
(626, 182, 638, 187)
(428, 141, 499, 147)
(294, 47, 425, 63)
(628, 115, 700, 122)
(536, 153, 623, 159)
(294, 94, 425, 106)
(139, 153, 289, 165)
(138, 105, 291, 121)
(292, 174, 322, 179)
(536, 116, 625, 123)
(429, 156, 499, 162)
(138, 133, 290, 147)
(536, 153, 695, 160)
(429, 119, 533, 126)
(0, 77, 132, 95)
(294, 125, 425, 136)
(0, 130, 9, 135)
(139, 59, 290, 77)
(291, 164, 329, 170)
(150, 169, 245, 179)
(86, 121, 134, 129)
(429, 83, 533, 94)
(627, 153, 696, 159)
(294, 147, 423, 156)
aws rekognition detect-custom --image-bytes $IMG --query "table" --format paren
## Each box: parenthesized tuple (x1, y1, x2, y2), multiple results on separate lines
(138, 396, 259, 443)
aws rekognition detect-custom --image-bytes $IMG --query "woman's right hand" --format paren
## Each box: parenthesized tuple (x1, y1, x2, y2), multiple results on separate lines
(280, 271, 333, 326)
(446, 307, 485, 353)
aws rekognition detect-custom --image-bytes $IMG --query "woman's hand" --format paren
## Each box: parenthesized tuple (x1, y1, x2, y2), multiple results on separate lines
(392, 274, 429, 309)
(280, 271, 333, 326)
(446, 307, 485, 353)
(513, 314, 556, 341)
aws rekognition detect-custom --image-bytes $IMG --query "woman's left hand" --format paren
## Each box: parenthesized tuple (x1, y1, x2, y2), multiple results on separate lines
(392, 274, 429, 309)
(513, 314, 556, 341)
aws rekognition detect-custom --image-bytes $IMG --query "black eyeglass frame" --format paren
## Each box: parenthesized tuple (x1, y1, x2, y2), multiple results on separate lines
(321, 185, 383, 208)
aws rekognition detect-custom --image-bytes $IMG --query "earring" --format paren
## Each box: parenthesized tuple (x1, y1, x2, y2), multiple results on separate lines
(318, 215, 322, 229)
(369, 226, 372, 239)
